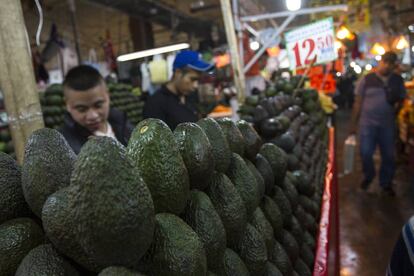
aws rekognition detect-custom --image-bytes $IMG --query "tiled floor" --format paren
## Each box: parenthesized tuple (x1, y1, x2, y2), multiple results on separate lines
(335, 110, 414, 276)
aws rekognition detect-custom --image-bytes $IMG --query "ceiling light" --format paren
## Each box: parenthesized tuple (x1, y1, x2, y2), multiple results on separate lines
(375, 55, 382, 61)
(286, 0, 301, 11)
(250, 41, 260, 51)
(117, 43, 190, 62)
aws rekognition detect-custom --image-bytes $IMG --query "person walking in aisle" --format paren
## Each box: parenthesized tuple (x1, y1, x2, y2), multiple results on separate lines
(349, 51, 406, 196)
(143, 50, 214, 130)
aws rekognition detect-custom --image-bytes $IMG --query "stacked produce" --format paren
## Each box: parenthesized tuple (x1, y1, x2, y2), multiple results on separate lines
(40, 84, 65, 129)
(108, 83, 144, 126)
(0, 126, 13, 155)
(0, 83, 328, 275)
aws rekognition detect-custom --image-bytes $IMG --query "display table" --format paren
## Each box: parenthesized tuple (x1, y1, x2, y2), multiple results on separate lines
(313, 127, 340, 276)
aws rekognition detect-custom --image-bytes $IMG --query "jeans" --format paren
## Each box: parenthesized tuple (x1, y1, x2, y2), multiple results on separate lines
(359, 124, 395, 188)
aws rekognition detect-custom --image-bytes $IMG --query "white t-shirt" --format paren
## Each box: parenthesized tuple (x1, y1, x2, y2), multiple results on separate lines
(93, 123, 118, 141)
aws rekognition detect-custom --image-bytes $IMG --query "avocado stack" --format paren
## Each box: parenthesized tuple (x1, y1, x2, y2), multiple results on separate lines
(40, 84, 66, 129)
(0, 87, 328, 275)
(0, 127, 14, 155)
(108, 83, 144, 126)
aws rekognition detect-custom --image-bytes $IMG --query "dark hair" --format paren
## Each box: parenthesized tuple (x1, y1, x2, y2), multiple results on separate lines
(63, 65, 104, 91)
(382, 51, 398, 64)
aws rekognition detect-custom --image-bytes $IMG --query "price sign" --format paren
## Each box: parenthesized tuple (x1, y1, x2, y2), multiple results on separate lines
(285, 17, 337, 70)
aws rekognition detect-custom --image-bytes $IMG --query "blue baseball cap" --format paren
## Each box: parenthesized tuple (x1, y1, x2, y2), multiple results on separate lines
(173, 50, 214, 72)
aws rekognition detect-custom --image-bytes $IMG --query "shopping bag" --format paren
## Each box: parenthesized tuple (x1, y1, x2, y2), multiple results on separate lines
(343, 135, 356, 175)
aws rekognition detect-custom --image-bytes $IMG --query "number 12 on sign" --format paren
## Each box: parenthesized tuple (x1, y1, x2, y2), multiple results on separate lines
(291, 35, 335, 68)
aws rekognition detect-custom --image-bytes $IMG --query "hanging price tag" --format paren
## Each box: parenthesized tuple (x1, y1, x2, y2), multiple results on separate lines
(285, 17, 338, 70)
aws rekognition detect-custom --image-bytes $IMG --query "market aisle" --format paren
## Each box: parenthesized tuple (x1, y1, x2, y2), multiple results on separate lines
(336, 110, 414, 276)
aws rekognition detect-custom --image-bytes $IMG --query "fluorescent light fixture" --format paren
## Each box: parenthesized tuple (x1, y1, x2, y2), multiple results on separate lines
(412, 46, 414, 52)
(250, 41, 260, 51)
(409, 25, 414, 33)
(365, 64, 372, 71)
(286, 0, 301, 11)
(117, 43, 190, 62)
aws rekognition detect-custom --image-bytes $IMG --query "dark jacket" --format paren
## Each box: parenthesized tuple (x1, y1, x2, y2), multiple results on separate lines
(143, 85, 199, 130)
(59, 108, 134, 154)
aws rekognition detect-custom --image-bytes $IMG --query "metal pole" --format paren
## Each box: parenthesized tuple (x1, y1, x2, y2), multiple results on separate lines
(0, 0, 45, 163)
(244, 14, 295, 74)
(68, 0, 82, 63)
(232, 0, 244, 68)
(220, 0, 246, 103)
(241, 5, 348, 22)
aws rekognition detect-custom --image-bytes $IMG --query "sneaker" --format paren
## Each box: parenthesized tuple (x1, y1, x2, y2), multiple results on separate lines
(360, 180, 371, 191)
(382, 187, 396, 197)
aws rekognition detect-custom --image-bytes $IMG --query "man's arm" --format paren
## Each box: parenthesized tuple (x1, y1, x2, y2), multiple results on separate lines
(349, 77, 365, 134)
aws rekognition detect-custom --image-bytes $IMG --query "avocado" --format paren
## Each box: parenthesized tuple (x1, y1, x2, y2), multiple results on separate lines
(197, 118, 232, 173)
(270, 131, 296, 153)
(236, 120, 263, 160)
(260, 117, 283, 139)
(238, 104, 256, 115)
(99, 267, 145, 276)
(287, 154, 300, 171)
(260, 196, 283, 238)
(240, 115, 255, 123)
(251, 207, 275, 256)
(303, 231, 316, 249)
(220, 248, 250, 276)
(264, 261, 283, 276)
(246, 95, 260, 106)
(299, 195, 314, 214)
(301, 243, 315, 269)
(42, 187, 101, 272)
(278, 229, 300, 263)
(286, 216, 304, 245)
(22, 128, 76, 217)
(272, 186, 292, 227)
(282, 176, 300, 210)
(253, 105, 270, 123)
(217, 118, 245, 156)
(255, 153, 275, 196)
(207, 272, 218, 276)
(295, 205, 308, 228)
(260, 99, 278, 116)
(182, 190, 227, 272)
(145, 213, 207, 276)
(269, 241, 293, 275)
(0, 218, 44, 276)
(236, 223, 268, 275)
(244, 158, 265, 200)
(127, 119, 189, 214)
(0, 152, 31, 224)
(292, 170, 315, 197)
(226, 153, 260, 218)
(259, 143, 288, 185)
(305, 212, 319, 236)
(294, 258, 312, 276)
(205, 172, 247, 249)
(174, 123, 215, 189)
(15, 244, 79, 276)
(70, 137, 155, 268)
(265, 86, 278, 97)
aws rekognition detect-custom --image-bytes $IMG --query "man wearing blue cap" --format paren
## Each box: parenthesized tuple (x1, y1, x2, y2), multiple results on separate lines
(143, 50, 214, 129)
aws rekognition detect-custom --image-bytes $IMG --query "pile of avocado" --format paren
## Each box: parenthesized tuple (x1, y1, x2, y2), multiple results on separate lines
(40, 84, 66, 129)
(0, 127, 14, 156)
(108, 83, 144, 126)
(0, 87, 328, 275)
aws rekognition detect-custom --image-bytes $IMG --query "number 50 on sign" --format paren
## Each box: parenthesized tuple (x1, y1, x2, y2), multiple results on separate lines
(285, 17, 338, 70)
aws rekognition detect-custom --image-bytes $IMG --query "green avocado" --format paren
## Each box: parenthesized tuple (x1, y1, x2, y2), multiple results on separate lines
(182, 190, 227, 273)
(0, 218, 44, 276)
(294, 258, 312, 276)
(42, 187, 101, 272)
(278, 229, 300, 263)
(0, 152, 31, 224)
(260, 196, 283, 238)
(127, 118, 190, 214)
(205, 172, 247, 249)
(98, 267, 146, 276)
(270, 132, 296, 153)
(286, 216, 304, 245)
(70, 137, 155, 268)
(259, 143, 288, 185)
(226, 153, 260, 218)
(303, 231, 316, 249)
(217, 118, 245, 156)
(255, 153, 275, 196)
(145, 213, 207, 276)
(245, 95, 260, 106)
(292, 170, 315, 197)
(264, 261, 283, 276)
(174, 123, 215, 189)
(22, 128, 76, 217)
(282, 176, 300, 211)
(251, 207, 275, 257)
(269, 241, 293, 276)
(197, 118, 232, 173)
(15, 244, 79, 276)
(236, 120, 262, 160)
(220, 248, 250, 276)
(272, 186, 293, 227)
(301, 243, 315, 269)
(236, 223, 268, 275)
(245, 158, 265, 200)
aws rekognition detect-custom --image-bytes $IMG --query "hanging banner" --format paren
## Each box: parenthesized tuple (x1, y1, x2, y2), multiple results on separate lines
(285, 17, 337, 70)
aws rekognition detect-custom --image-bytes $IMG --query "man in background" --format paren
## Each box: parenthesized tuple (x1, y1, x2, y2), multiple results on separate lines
(349, 52, 406, 196)
(143, 50, 214, 130)
(60, 65, 133, 154)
